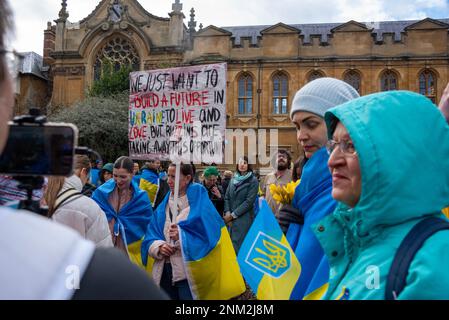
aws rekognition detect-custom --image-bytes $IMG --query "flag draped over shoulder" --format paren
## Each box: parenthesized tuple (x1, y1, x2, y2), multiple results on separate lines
(286, 148, 336, 300)
(92, 179, 153, 272)
(237, 198, 301, 300)
(142, 183, 246, 300)
(303, 256, 330, 300)
(132, 174, 142, 186)
(140, 194, 166, 268)
(139, 169, 160, 207)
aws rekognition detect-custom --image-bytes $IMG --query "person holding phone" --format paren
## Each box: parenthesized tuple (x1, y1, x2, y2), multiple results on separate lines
(0, 0, 166, 299)
(202, 166, 224, 216)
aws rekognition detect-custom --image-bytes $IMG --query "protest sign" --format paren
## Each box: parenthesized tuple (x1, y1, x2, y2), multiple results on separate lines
(129, 63, 226, 164)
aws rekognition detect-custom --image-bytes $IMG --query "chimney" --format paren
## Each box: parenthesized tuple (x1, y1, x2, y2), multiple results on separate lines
(43, 21, 55, 67)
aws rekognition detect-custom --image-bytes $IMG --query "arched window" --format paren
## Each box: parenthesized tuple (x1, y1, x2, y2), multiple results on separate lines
(238, 74, 253, 114)
(273, 73, 288, 114)
(344, 71, 361, 94)
(94, 37, 140, 81)
(308, 70, 324, 82)
(419, 70, 437, 103)
(381, 70, 398, 91)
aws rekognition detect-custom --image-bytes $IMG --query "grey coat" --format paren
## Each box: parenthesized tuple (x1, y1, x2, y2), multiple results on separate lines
(224, 174, 259, 254)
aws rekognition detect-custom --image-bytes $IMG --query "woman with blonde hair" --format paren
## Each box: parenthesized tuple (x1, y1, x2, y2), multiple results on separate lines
(45, 155, 113, 247)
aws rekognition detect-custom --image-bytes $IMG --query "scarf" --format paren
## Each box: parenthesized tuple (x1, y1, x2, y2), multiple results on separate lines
(232, 171, 253, 185)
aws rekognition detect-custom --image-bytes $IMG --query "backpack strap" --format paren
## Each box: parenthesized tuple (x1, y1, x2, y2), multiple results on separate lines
(53, 188, 82, 213)
(385, 217, 449, 300)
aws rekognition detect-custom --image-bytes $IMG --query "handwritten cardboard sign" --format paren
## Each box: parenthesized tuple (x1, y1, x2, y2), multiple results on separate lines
(129, 63, 226, 164)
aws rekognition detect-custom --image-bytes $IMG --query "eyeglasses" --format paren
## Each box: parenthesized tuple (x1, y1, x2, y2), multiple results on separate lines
(326, 139, 357, 156)
(0, 49, 22, 80)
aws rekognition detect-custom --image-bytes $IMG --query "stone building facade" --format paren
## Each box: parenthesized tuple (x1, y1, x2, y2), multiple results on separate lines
(15, 52, 49, 116)
(43, 0, 449, 170)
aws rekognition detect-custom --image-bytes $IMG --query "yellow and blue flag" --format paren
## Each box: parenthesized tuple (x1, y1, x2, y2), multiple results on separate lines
(237, 198, 301, 299)
(142, 183, 246, 300)
(92, 179, 153, 273)
(443, 207, 449, 219)
(286, 148, 335, 300)
(303, 256, 329, 300)
(139, 169, 160, 207)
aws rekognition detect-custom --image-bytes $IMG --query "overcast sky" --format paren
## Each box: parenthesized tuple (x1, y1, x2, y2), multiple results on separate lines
(8, 0, 449, 54)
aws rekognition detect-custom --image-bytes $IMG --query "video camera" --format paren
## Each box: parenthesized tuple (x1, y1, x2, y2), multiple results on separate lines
(0, 109, 101, 216)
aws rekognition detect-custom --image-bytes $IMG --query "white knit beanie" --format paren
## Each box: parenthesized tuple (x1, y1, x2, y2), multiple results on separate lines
(290, 77, 360, 119)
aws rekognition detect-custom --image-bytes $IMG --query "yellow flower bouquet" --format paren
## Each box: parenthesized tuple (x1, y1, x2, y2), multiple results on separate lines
(269, 180, 300, 205)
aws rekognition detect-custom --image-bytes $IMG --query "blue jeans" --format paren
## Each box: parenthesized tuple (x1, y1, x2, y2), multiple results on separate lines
(160, 263, 193, 300)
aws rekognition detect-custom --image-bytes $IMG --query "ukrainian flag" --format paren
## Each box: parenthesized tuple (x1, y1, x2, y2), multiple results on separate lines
(303, 256, 329, 300)
(92, 179, 153, 273)
(142, 183, 246, 300)
(237, 199, 301, 299)
(443, 207, 449, 219)
(286, 148, 335, 300)
(139, 169, 160, 207)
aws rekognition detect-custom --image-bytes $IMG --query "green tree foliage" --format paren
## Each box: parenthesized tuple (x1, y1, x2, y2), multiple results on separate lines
(48, 92, 129, 163)
(48, 60, 133, 162)
(89, 60, 132, 96)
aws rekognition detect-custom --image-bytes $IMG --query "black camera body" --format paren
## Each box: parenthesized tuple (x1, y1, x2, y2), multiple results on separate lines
(0, 109, 78, 216)
(0, 121, 78, 177)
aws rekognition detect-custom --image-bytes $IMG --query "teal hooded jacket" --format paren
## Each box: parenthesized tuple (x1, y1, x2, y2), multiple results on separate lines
(316, 91, 449, 300)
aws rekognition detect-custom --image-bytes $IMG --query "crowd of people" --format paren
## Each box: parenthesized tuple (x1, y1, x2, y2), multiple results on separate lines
(1, 0, 449, 300)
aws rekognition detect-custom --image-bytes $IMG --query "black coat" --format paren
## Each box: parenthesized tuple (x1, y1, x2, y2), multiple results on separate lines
(203, 182, 225, 216)
(153, 178, 170, 211)
(221, 177, 231, 196)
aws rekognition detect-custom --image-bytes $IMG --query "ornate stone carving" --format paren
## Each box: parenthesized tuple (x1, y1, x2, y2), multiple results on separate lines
(53, 66, 86, 76)
(108, 0, 124, 23)
(101, 22, 110, 31)
(172, 0, 183, 14)
(268, 115, 288, 122)
(120, 21, 129, 30)
(235, 116, 256, 123)
(57, 0, 69, 22)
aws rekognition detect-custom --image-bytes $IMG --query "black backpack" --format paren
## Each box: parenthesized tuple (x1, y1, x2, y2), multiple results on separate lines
(385, 217, 449, 300)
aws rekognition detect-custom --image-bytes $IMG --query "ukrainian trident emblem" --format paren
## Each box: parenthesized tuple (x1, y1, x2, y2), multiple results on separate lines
(245, 232, 291, 278)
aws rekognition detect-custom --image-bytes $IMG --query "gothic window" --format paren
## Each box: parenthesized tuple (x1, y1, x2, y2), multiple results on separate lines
(344, 71, 361, 94)
(94, 37, 140, 81)
(381, 70, 398, 91)
(308, 70, 325, 82)
(273, 73, 288, 114)
(419, 70, 437, 103)
(238, 74, 253, 114)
